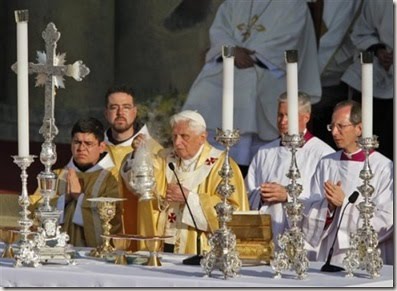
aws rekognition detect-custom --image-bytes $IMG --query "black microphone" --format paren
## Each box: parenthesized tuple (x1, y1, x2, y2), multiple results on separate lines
(168, 162, 203, 265)
(321, 191, 359, 272)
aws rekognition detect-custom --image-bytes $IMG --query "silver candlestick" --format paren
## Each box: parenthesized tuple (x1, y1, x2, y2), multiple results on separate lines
(201, 128, 241, 279)
(271, 134, 308, 280)
(343, 136, 382, 278)
(12, 155, 40, 267)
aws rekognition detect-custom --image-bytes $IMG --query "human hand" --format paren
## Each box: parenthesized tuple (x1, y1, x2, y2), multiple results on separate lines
(324, 180, 344, 211)
(131, 133, 146, 150)
(166, 183, 189, 203)
(67, 168, 83, 200)
(234, 46, 255, 69)
(260, 182, 288, 204)
(376, 48, 393, 71)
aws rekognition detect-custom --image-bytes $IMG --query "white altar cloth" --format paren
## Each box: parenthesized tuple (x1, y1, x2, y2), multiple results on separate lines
(0, 248, 393, 288)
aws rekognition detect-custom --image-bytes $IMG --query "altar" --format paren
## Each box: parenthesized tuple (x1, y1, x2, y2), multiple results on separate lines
(0, 248, 393, 288)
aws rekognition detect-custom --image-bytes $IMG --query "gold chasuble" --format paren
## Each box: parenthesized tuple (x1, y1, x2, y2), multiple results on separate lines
(30, 154, 122, 248)
(106, 130, 162, 251)
(139, 142, 249, 255)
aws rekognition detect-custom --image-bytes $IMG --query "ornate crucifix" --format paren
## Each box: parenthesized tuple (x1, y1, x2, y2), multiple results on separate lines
(11, 20, 90, 265)
(12, 22, 90, 142)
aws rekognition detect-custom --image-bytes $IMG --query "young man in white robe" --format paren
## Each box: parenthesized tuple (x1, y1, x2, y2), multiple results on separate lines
(246, 92, 334, 249)
(302, 100, 393, 265)
(341, 0, 393, 160)
(182, 0, 321, 173)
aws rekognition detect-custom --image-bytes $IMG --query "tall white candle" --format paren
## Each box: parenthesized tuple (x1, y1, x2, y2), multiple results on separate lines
(361, 52, 373, 138)
(15, 10, 30, 157)
(285, 50, 299, 135)
(221, 45, 235, 131)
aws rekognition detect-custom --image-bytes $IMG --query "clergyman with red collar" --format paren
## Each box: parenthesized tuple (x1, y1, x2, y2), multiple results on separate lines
(302, 100, 393, 265)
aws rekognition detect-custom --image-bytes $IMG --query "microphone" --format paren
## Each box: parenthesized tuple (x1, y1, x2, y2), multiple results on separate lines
(321, 191, 359, 272)
(168, 162, 203, 265)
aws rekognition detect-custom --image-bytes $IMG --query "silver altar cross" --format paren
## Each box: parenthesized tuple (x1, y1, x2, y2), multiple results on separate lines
(12, 22, 90, 142)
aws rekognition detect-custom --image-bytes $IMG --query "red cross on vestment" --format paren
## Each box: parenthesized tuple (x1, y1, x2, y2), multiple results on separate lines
(168, 212, 177, 223)
(205, 157, 218, 165)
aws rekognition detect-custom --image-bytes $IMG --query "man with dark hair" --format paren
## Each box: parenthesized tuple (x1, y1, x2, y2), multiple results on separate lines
(30, 117, 122, 247)
(302, 100, 393, 265)
(103, 85, 162, 245)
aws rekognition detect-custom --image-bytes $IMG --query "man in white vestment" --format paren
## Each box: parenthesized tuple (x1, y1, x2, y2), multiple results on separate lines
(341, 0, 393, 160)
(246, 92, 334, 249)
(121, 110, 249, 254)
(302, 100, 393, 265)
(104, 85, 162, 245)
(182, 0, 322, 173)
(312, 0, 363, 147)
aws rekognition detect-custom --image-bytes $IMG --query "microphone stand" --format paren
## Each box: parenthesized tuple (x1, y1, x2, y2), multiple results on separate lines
(321, 191, 359, 272)
(168, 163, 203, 265)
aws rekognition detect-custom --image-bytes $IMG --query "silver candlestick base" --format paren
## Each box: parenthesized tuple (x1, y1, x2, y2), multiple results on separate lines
(271, 134, 308, 280)
(201, 128, 241, 279)
(12, 155, 41, 267)
(33, 140, 74, 264)
(343, 136, 382, 278)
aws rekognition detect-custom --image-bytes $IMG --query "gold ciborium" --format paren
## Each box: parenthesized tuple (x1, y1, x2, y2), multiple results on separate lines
(0, 227, 20, 258)
(87, 197, 126, 258)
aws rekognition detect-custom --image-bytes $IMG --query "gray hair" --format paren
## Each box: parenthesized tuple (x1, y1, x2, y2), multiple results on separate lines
(170, 111, 206, 135)
(278, 91, 312, 114)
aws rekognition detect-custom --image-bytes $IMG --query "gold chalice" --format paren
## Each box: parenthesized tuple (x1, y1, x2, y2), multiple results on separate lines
(87, 197, 126, 258)
(145, 238, 162, 266)
(111, 236, 131, 265)
(0, 227, 20, 259)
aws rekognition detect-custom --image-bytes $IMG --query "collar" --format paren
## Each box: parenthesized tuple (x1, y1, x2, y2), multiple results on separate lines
(179, 144, 204, 168)
(340, 149, 374, 161)
(105, 121, 144, 146)
(67, 152, 115, 172)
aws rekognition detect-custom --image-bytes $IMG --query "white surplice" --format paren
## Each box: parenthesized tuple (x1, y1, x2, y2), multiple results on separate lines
(245, 134, 334, 248)
(183, 0, 321, 143)
(341, 0, 393, 99)
(302, 151, 394, 265)
(318, 0, 362, 86)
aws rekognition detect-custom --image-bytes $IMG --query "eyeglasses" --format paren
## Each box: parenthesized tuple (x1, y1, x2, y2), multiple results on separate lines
(326, 123, 354, 132)
(72, 140, 99, 150)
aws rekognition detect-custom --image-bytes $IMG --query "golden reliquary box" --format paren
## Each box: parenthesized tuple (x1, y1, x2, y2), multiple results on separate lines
(228, 210, 274, 265)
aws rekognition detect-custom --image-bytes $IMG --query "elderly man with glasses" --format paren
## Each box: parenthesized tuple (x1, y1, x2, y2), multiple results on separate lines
(302, 100, 393, 266)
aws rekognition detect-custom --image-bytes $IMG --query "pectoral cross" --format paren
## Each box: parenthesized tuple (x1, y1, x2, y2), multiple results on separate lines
(12, 23, 90, 142)
(237, 15, 266, 43)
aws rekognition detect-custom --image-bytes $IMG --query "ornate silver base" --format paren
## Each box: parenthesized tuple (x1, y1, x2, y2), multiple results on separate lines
(271, 134, 308, 280)
(201, 129, 241, 279)
(34, 209, 75, 264)
(12, 155, 41, 267)
(343, 136, 382, 278)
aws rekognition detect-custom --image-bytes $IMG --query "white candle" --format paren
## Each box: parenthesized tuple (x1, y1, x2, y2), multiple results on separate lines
(285, 50, 299, 135)
(15, 10, 30, 157)
(361, 52, 373, 138)
(221, 45, 234, 131)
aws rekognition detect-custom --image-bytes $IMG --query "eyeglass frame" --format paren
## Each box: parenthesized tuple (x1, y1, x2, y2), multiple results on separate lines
(326, 122, 356, 132)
